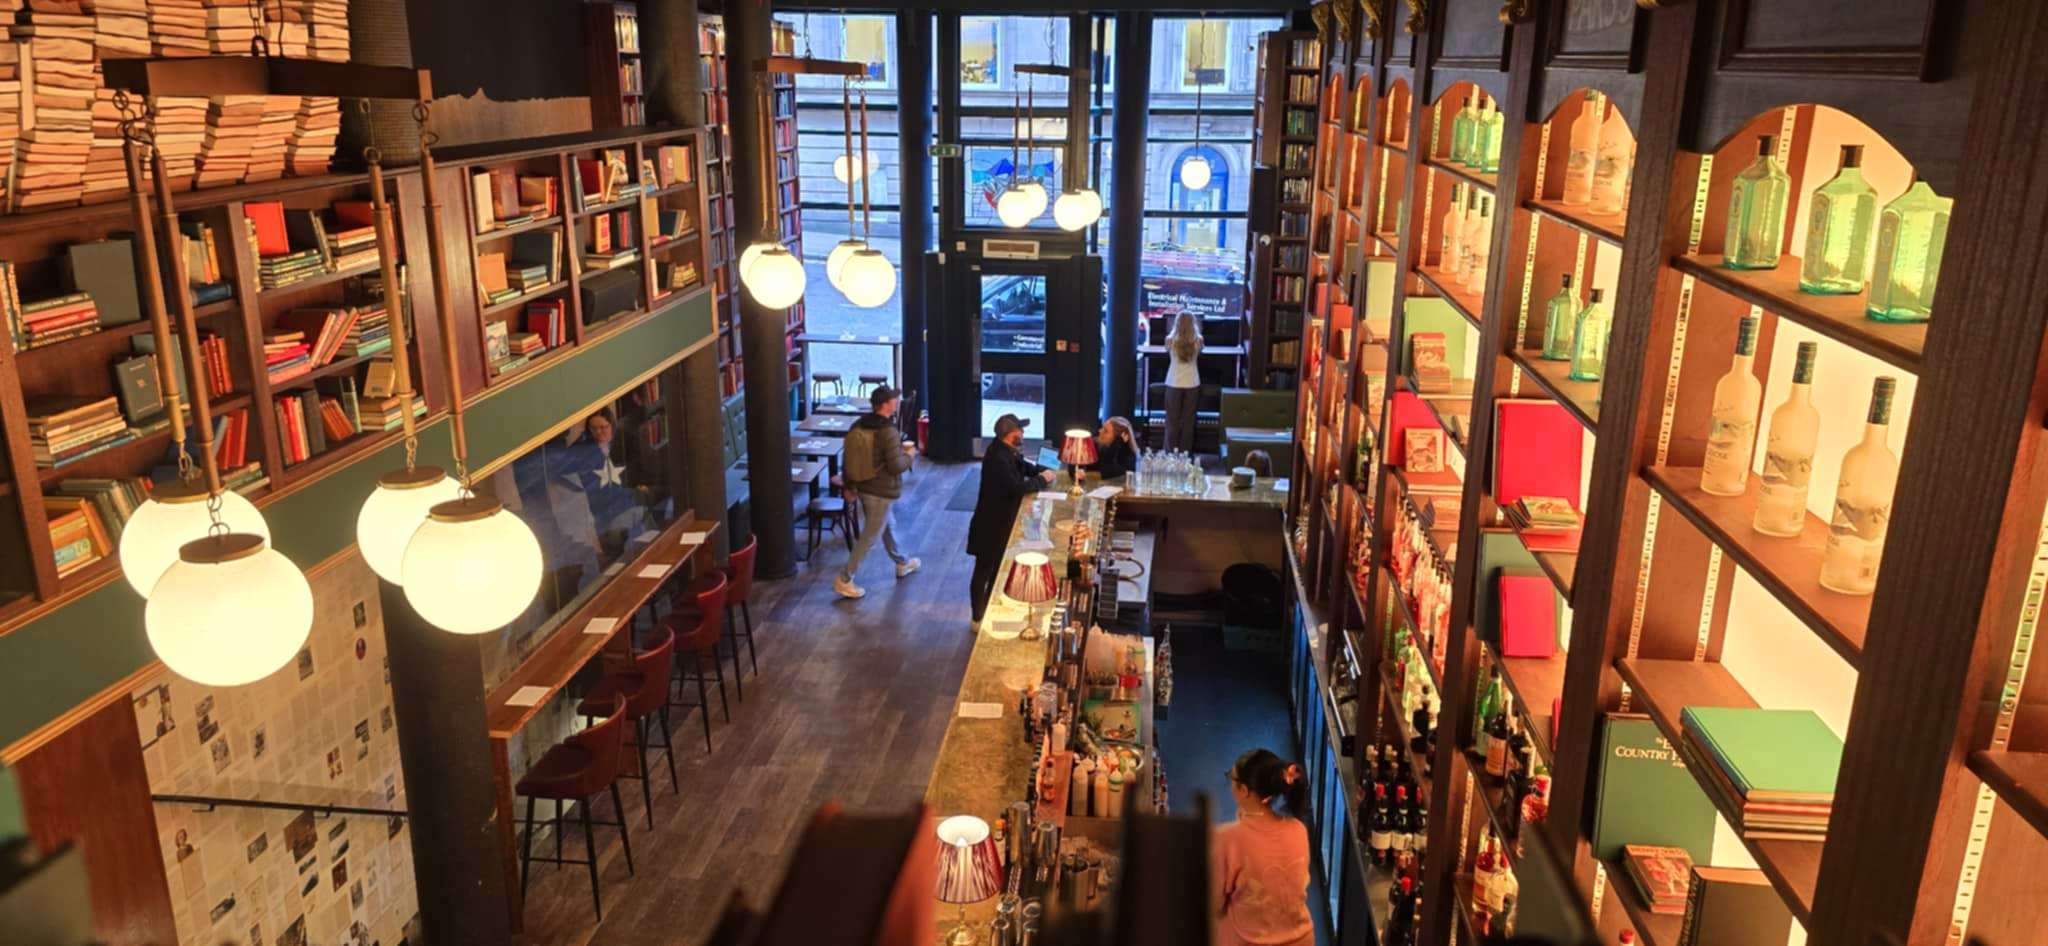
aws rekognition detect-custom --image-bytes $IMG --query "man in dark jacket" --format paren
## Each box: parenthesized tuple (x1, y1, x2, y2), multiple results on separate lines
(836, 386, 919, 599)
(967, 413, 1055, 625)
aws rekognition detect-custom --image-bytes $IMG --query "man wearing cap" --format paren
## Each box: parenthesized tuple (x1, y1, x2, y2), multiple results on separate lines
(967, 413, 1056, 625)
(835, 385, 920, 599)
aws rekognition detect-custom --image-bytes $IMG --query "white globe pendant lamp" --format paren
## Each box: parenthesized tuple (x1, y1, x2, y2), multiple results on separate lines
(826, 237, 866, 289)
(401, 495, 544, 635)
(121, 482, 268, 595)
(832, 152, 865, 184)
(148, 533, 313, 687)
(1179, 154, 1213, 191)
(356, 465, 462, 583)
(1054, 188, 1103, 232)
(738, 239, 773, 283)
(997, 185, 1038, 228)
(841, 247, 897, 308)
(744, 245, 807, 309)
(1020, 180, 1049, 218)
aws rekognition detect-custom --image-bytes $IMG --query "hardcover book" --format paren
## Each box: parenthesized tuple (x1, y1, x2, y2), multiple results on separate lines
(1679, 707, 1841, 802)
(1496, 572, 1557, 658)
(63, 238, 141, 326)
(1492, 398, 1584, 508)
(1591, 714, 1717, 863)
(1677, 866, 1792, 946)
(110, 355, 162, 425)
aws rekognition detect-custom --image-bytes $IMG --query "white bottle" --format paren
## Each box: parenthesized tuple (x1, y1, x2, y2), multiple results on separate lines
(1091, 758, 1112, 816)
(1461, 196, 1494, 291)
(1562, 90, 1601, 206)
(1441, 182, 1466, 274)
(1070, 756, 1094, 817)
(1590, 103, 1635, 216)
(1819, 377, 1900, 595)
(1699, 315, 1763, 497)
(1753, 341, 1820, 536)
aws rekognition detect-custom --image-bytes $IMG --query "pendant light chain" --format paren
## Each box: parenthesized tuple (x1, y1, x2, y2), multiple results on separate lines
(115, 91, 195, 488)
(247, 0, 267, 57)
(1022, 71, 1034, 193)
(411, 99, 473, 492)
(356, 97, 425, 481)
(1192, 15, 1205, 157)
(842, 77, 856, 232)
(858, 80, 873, 239)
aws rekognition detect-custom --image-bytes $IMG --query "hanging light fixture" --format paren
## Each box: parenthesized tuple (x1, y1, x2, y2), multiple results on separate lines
(1017, 69, 1048, 219)
(739, 64, 806, 308)
(826, 74, 866, 291)
(842, 76, 896, 308)
(1052, 28, 1104, 232)
(396, 100, 544, 635)
(996, 63, 1035, 228)
(110, 93, 309, 685)
(1180, 15, 1214, 192)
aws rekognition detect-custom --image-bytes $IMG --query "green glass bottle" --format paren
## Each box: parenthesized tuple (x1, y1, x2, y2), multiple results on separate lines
(1723, 134, 1791, 270)
(1472, 667, 1504, 754)
(1540, 274, 1577, 361)
(1467, 96, 1495, 171)
(1482, 97, 1504, 174)
(1867, 180, 1952, 323)
(1451, 90, 1479, 166)
(1799, 145, 1879, 294)
(1568, 288, 1611, 382)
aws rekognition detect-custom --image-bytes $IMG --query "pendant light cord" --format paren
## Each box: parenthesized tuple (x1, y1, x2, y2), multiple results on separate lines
(115, 92, 192, 485)
(1010, 79, 1022, 192)
(858, 81, 873, 238)
(1022, 71, 1034, 193)
(1192, 15, 1205, 157)
(842, 77, 856, 235)
(359, 99, 421, 475)
(412, 101, 471, 489)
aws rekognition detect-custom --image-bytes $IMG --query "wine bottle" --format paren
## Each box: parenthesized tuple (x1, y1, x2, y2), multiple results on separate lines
(1568, 288, 1611, 382)
(1819, 377, 1900, 595)
(1484, 695, 1511, 777)
(1541, 274, 1578, 361)
(1562, 90, 1601, 206)
(1472, 667, 1501, 753)
(1369, 784, 1395, 865)
(1799, 145, 1879, 294)
(1723, 134, 1790, 270)
(1441, 182, 1467, 273)
(1410, 684, 1434, 756)
(1390, 785, 1414, 859)
(1462, 195, 1494, 291)
(1590, 103, 1633, 215)
(1482, 95, 1504, 174)
(1755, 341, 1821, 536)
(1867, 180, 1952, 323)
(1471, 830, 1497, 906)
(1700, 315, 1763, 496)
(1452, 90, 1481, 167)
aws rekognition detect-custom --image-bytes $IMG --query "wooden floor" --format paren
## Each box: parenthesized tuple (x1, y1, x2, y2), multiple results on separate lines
(512, 461, 981, 946)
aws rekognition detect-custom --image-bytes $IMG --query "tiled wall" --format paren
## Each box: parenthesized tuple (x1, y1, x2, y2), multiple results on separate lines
(133, 552, 420, 946)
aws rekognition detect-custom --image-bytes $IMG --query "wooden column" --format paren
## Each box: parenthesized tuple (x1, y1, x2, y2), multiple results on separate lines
(1106, 12, 1151, 420)
(640, 0, 702, 128)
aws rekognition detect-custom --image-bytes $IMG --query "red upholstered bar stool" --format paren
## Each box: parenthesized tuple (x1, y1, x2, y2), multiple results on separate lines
(665, 573, 733, 752)
(577, 627, 678, 829)
(516, 710, 635, 920)
(708, 537, 760, 685)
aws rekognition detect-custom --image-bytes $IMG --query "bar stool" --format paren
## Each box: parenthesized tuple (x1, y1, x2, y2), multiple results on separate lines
(517, 710, 634, 920)
(576, 627, 678, 829)
(857, 372, 889, 398)
(709, 537, 759, 683)
(810, 370, 844, 404)
(666, 574, 732, 752)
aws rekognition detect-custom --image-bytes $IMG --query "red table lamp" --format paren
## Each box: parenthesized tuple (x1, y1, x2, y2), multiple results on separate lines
(934, 814, 1003, 946)
(1004, 551, 1058, 641)
(1059, 428, 1097, 498)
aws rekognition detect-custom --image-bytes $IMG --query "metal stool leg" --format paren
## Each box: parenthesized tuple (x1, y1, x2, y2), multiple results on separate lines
(656, 705, 678, 791)
(710, 652, 730, 722)
(635, 716, 655, 829)
(611, 783, 635, 875)
(520, 796, 536, 899)
(694, 661, 714, 752)
(741, 602, 758, 674)
(580, 798, 602, 920)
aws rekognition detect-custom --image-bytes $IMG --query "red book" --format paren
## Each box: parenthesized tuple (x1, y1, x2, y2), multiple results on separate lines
(332, 201, 375, 230)
(1386, 391, 1440, 469)
(25, 307, 101, 332)
(1498, 573, 1558, 658)
(1492, 398, 1584, 508)
(245, 201, 291, 256)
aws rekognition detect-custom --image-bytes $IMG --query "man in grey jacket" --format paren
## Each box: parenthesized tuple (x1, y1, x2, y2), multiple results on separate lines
(835, 385, 919, 599)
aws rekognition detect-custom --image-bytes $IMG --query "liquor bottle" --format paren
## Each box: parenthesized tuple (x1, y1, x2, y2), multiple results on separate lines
(1755, 341, 1821, 536)
(1472, 667, 1502, 754)
(1462, 195, 1494, 291)
(1819, 377, 1900, 595)
(1561, 90, 1601, 206)
(1799, 145, 1879, 294)
(1464, 95, 1491, 170)
(1619, 931, 1636, 946)
(1471, 830, 1497, 907)
(1364, 743, 1385, 800)
(1540, 274, 1578, 360)
(1369, 784, 1395, 865)
(1410, 684, 1434, 756)
(1568, 288, 1611, 382)
(1404, 787, 1426, 854)
(1589, 103, 1633, 215)
(1482, 96, 1505, 174)
(1699, 314, 1763, 496)
(1484, 694, 1512, 777)
(1723, 134, 1790, 270)
(1386, 877, 1414, 944)
(1390, 785, 1414, 859)
(1378, 742, 1400, 789)
(1441, 182, 1467, 273)
(1458, 191, 1488, 287)
(1452, 90, 1481, 166)
(1867, 180, 1952, 323)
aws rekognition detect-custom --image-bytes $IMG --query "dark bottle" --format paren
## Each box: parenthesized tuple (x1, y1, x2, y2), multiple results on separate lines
(1368, 784, 1394, 866)
(1390, 785, 1414, 860)
(1410, 684, 1434, 756)
(1377, 742, 1399, 789)
(1383, 877, 1413, 944)
(1484, 695, 1513, 778)
(1364, 744, 1385, 800)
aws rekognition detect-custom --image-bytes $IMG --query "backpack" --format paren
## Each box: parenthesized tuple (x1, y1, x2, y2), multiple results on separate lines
(842, 423, 878, 485)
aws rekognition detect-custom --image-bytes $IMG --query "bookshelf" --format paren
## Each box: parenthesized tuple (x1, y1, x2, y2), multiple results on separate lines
(1279, 2, 2048, 945)
(700, 14, 744, 398)
(1247, 30, 1322, 391)
(587, 1, 646, 129)
(769, 20, 808, 415)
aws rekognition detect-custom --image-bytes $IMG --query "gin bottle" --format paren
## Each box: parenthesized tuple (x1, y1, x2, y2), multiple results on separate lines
(1568, 288, 1610, 382)
(1540, 274, 1578, 361)
(1462, 196, 1494, 291)
(1482, 95, 1504, 174)
(1441, 182, 1466, 273)
(1723, 135, 1790, 270)
(1819, 377, 1900, 595)
(1867, 180, 1952, 323)
(1699, 315, 1763, 496)
(1754, 341, 1820, 537)
(1451, 90, 1480, 167)
(1467, 97, 1494, 170)
(1561, 90, 1600, 206)
(1589, 104, 1634, 216)
(1799, 145, 1878, 294)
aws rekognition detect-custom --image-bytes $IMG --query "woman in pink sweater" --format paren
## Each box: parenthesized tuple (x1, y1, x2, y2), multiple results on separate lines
(1213, 749, 1316, 946)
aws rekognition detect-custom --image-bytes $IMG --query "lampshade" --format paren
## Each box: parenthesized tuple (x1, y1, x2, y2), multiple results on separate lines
(1053, 189, 1104, 231)
(933, 815, 1003, 905)
(1179, 155, 1213, 191)
(1003, 551, 1058, 604)
(832, 150, 877, 184)
(355, 466, 463, 584)
(119, 482, 270, 596)
(825, 238, 867, 289)
(1019, 181, 1049, 219)
(400, 496, 543, 635)
(738, 240, 770, 281)
(742, 245, 807, 309)
(840, 248, 897, 308)
(996, 185, 1037, 228)
(1060, 428, 1098, 466)
(145, 533, 312, 687)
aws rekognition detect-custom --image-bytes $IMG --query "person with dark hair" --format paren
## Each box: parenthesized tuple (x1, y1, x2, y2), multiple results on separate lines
(1242, 449, 1274, 479)
(1213, 748, 1314, 946)
(1085, 416, 1139, 480)
(836, 385, 919, 600)
(966, 413, 1055, 626)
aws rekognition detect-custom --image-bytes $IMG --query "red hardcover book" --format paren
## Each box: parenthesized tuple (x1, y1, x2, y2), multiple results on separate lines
(1497, 572, 1558, 658)
(332, 201, 375, 230)
(1386, 391, 1440, 469)
(592, 213, 612, 254)
(245, 201, 291, 256)
(25, 308, 101, 332)
(577, 158, 608, 203)
(1492, 398, 1584, 508)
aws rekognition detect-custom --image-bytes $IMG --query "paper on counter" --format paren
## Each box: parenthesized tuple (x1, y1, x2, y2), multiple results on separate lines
(637, 564, 670, 579)
(1272, 479, 1291, 492)
(1036, 490, 1066, 501)
(583, 617, 618, 636)
(505, 686, 551, 707)
(957, 702, 1005, 719)
(679, 531, 709, 545)
(1087, 485, 1123, 500)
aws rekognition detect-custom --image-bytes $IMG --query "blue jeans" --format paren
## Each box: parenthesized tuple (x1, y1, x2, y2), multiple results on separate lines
(842, 491, 907, 581)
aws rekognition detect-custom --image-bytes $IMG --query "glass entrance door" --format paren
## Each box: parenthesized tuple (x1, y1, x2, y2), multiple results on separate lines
(978, 270, 1050, 434)
(968, 257, 1098, 443)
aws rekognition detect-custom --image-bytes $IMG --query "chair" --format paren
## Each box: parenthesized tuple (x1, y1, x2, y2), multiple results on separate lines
(802, 476, 860, 560)
(810, 370, 844, 404)
(709, 537, 760, 684)
(576, 627, 678, 829)
(516, 710, 634, 920)
(666, 574, 732, 752)
(856, 372, 889, 398)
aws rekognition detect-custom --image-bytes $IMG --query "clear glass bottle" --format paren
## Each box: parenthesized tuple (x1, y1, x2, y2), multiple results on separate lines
(1589, 105, 1634, 216)
(1562, 90, 1601, 206)
(1540, 274, 1578, 361)
(1467, 97, 1495, 170)
(1723, 134, 1791, 270)
(1819, 377, 1900, 595)
(1798, 145, 1879, 294)
(1568, 288, 1610, 382)
(1482, 96, 1504, 174)
(1867, 180, 1952, 323)
(1451, 90, 1480, 167)
(1699, 315, 1763, 496)
(1441, 182, 1466, 273)
(1462, 195, 1494, 291)
(1754, 341, 1820, 537)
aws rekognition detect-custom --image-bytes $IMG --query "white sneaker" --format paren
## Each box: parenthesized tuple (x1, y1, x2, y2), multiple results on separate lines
(895, 558, 922, 578)
(833, 575, 865, 599)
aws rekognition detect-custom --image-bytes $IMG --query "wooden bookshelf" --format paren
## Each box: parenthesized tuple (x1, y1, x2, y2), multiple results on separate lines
(700, 13, 744, 398)
(586, 1, 645, 129)
(1246, 30, 1322, 391)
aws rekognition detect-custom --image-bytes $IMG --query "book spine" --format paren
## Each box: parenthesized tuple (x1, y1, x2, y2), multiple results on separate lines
(1678, 868, 1704, 946)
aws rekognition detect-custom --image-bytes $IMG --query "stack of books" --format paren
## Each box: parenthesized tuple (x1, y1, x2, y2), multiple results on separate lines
(1620, 844, 1693, 915)
(525, 299, 567, 348)
(306, 0, 352, 62)
(1504, 496, 1581, 535)
(286, 95, 340, 176)
(365, 394, 426, 433)
(196, 95, 263, 187)
(277, 306, 361, 369)
(264, 331, 313, 384)
(1679, 707, 1839, 841)
(151, 96, 208, 188)
(509, 332, 545, 357)
(25, 395, 129, 469)
(43, 495, 110, 579)
(204, 2, 257, 54)
(0, 5, 21, 209)
(257, 245, 326, 290)
(325, 223, 379, 271)
(11, 292, 101, 350)
(148, 0, 209, 57)
(338, 306, 392, 358)
(508, 260, 552, 293)
(510, 230, 563, 286)
(10, 26, 95, 210)
(246, 94, 299, 183)
(49, 475, 151, 546)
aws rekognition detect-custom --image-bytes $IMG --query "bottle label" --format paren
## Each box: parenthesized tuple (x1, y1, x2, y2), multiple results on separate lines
(1702, 417, 1755, 483)
(1755, 448, 1814, 532)
(1391, 831, 1411, 853)
(1486, 738, 1507, 775)
(1370, 828, 1392, 851)
(1821, 497, 1890, 592)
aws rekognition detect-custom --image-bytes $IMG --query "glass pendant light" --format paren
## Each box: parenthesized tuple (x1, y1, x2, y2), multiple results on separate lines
(397, 100, 544, 636)
(826, 76, 867, 291)
(998, 67, 1034, 228)
(1051, 33, 1103, 232)
(739, 75, 805, 307)
(843, 77, 897, 307)
(1180, 32, 1213, 192)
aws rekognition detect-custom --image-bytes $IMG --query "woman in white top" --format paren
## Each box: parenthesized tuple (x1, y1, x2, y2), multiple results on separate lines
(1164, 312, 1203, 453)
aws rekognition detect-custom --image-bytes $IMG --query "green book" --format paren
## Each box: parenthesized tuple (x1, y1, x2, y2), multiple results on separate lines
(1677, 866, 1792, 946)
(1591, 714, 1718, 863)
(1680, 707, 1841, 802)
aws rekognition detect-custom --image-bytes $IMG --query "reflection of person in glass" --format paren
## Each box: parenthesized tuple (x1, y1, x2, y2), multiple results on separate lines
(578, 409, 652, 558)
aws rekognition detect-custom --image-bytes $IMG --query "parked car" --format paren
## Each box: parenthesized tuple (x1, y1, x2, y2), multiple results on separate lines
(979, 274, 1047, 353)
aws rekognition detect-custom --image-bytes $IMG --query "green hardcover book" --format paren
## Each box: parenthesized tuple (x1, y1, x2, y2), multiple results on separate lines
(1680, 707, 1841, 802)
(63, 238, 142, 326)
(110, 355, 163, 425)
(1677, 866, 1792, 946)
(1591, 714, 1718, 862)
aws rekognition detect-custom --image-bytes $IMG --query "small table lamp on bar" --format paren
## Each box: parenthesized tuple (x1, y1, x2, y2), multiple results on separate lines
(934, 814, 1003, 946)
(1004, 551, 1058, 641)
(1059, 428, 1097, 500)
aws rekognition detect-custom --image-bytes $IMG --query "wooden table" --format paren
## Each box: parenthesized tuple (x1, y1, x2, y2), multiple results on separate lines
(747, 457, 828, 500)
(794, 412, 857, 436)
(791, 435, 845, 480)
(795, 331, 902, 394)
(811, 396, 867, 415)
(485, 512, 721, 927)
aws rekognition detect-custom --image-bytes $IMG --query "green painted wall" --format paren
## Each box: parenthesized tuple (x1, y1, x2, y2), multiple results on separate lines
(0, 295, 712, 750)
